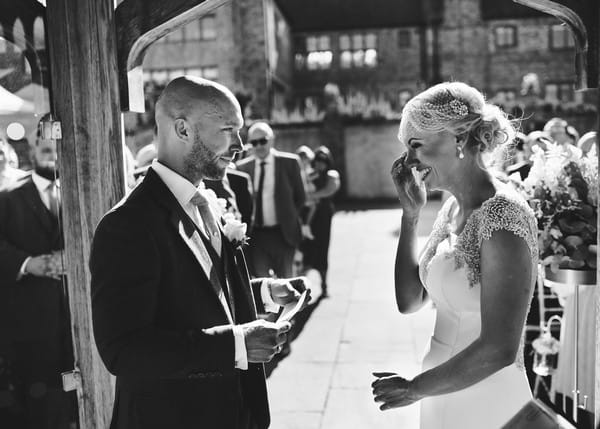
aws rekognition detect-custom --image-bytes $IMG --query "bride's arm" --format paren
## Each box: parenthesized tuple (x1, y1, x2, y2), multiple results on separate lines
(394, 213, 428, 314)
(410, 229, 533, 397)
(374, 229, 533, 409)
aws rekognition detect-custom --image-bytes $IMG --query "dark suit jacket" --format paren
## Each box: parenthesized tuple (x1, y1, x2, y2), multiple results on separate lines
(90, 168, 269, 429)
(0, 174, 67, 344)
(236, 150, 306, 247)
(204, 169, 254, 226)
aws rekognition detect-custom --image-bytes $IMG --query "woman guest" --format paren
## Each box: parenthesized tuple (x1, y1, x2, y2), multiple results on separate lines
(303, 146, 340, 297)
(371, 82, 537, 428)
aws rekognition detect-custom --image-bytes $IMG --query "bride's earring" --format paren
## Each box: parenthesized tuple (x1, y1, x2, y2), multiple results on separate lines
(456, 145, 465, 159)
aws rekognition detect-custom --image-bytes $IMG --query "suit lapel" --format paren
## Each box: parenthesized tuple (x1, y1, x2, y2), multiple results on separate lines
(221, 236, 257, 322)
(145, 169, 233, 322)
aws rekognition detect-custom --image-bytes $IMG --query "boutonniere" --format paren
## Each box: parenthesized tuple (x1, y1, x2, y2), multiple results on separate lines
(222, 213, 249, 248)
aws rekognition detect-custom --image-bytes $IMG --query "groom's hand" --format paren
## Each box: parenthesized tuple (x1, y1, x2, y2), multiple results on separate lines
(242, 320, 291, 363)
(268, 277, 311, 309)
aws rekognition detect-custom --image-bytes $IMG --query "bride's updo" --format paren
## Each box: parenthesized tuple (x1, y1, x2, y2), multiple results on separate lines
(398, 82, 515, 159)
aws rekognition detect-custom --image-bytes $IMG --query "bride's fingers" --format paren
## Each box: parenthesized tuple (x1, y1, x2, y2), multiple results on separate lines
(372, 371, 397, 378)
(391, 154, 410, 177)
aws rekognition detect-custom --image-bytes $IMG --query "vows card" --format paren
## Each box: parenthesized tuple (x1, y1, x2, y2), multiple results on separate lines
(277, 290, 308, 323)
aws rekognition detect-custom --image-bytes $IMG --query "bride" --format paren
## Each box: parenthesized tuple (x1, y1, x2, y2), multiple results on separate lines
(371, 82, 537, 428)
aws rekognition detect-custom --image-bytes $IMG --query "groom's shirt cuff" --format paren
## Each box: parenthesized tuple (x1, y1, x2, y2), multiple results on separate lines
(233, 325, 248, 370)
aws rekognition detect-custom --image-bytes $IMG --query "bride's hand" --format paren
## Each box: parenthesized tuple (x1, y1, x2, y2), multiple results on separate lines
(391, 154, 426, 218)
(371, 372, 422, 410)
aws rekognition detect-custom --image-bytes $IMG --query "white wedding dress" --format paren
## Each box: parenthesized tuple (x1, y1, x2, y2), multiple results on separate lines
(417, 186, 537, 429)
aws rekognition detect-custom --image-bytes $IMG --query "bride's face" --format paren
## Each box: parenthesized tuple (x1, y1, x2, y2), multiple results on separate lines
(402, 129, 459, 191)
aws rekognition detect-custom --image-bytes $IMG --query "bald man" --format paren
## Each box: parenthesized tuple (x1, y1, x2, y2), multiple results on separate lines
(237, 122, 306, 278)
(90, 77, 307, 429)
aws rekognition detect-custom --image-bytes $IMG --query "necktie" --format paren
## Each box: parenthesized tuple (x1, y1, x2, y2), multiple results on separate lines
(190, 190, 235, 321)
(190, 191, 222, 255)
(255, 161, 266, 227)
(47, 182, 60, 219)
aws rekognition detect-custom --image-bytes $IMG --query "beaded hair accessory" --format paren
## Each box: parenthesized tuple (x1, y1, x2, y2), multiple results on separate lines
(399, 89, 471, 143)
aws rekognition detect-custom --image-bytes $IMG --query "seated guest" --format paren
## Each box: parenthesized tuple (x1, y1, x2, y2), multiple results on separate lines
(237, 122, 306, 278)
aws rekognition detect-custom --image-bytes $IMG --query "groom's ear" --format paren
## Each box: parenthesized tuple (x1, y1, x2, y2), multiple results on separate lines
(174, 118, 190, 141)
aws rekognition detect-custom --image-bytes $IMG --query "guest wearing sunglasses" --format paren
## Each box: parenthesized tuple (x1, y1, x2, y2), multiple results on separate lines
(237, 122, 306, 278)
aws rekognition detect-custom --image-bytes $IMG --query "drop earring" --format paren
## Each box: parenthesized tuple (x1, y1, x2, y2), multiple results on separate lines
(456, 145, 465, 159)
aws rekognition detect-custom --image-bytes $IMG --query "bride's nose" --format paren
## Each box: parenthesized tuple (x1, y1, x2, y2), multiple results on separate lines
(405, 148, 419, 167)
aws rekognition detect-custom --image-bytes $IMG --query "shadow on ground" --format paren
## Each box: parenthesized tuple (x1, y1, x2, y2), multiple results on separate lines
(264, 294, 326, 378)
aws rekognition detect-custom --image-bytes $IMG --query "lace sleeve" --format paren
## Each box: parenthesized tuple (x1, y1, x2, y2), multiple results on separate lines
(454, 193, 538, 288)
(478, 195, 538, 259)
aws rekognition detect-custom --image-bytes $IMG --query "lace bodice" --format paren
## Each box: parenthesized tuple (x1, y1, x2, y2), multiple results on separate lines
(420, 189, 538, 288)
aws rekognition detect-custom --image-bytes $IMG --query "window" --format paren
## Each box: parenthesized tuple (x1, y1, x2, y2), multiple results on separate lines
(339, 32, 378, 68)
(340, 51, 352, 69)
(201, 66, 219, 80)
(339, 35, 351, 51)
(397, 30, 411, 48)
(167, 28, 184, 42)
(297, 34, 332, 70)
(550, 24, 575, 50)
(545, 82, 573, 103)
(495, 26, 517, 48)
(162, 15, 216, 43)
(307, 51, 333, 70)
(200, 15, 216, 40)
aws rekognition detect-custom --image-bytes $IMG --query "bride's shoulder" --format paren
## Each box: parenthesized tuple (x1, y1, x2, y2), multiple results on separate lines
(477, 185, 538, 248)
(480, 186, 534, 223)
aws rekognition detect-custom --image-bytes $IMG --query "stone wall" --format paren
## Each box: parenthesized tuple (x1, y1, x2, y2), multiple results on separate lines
(272, 120, 401, 199)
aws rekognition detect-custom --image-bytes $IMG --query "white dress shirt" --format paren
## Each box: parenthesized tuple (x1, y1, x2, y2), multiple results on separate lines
(253, 151, 277, 226)
(152, 161, 250, 369)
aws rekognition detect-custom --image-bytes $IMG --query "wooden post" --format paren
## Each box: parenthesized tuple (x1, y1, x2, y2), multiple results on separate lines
(45, 0, 124, 426)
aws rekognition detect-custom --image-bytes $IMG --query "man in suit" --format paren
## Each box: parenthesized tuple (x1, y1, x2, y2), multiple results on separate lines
(205, 167, 254, 226)
(90, 76, 306, 429)
(0, 121, 74, 429)
(236, 123, 306, 278)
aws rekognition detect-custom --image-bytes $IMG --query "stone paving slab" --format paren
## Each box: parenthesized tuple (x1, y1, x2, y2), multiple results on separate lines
(267, 203, 441, 429)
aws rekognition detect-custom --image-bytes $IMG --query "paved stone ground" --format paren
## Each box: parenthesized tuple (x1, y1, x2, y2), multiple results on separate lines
(266, 201, 443, 429)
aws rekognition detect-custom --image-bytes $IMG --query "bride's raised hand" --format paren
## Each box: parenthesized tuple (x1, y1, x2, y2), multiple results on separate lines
(391, 153, 426, 218)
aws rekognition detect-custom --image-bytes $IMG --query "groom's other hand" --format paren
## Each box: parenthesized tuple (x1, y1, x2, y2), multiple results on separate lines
(243, 320, 291, 363)
(268, 277, 311, 309)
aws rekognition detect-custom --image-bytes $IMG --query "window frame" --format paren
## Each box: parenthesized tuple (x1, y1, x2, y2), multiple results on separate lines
(494, 25, 517, 49)
(549, 24, 575, 51)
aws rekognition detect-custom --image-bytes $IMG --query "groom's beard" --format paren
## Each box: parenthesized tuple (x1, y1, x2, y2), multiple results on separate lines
(35, 165, 58, 181)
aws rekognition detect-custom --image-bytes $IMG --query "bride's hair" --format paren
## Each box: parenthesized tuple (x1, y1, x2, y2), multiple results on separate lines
(398, 82, 516, 164)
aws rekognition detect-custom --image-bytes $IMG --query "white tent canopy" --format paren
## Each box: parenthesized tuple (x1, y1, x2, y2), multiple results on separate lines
(0, 84, 35, 115)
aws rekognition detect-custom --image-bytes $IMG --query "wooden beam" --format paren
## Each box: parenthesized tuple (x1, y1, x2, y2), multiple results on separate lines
(46, 0, 125, 426)
(513, 0, 598, 90)
(115, 0, 229, 112)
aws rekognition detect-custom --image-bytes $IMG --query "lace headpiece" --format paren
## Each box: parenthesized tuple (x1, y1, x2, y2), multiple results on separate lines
(399, 88, 474, 143)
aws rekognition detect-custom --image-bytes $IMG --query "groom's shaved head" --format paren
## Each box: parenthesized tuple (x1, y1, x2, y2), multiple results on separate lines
(155, 76, 239, 125)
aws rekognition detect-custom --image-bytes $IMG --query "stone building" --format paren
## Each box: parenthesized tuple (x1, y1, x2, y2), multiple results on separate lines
(138, 0, 590, 123)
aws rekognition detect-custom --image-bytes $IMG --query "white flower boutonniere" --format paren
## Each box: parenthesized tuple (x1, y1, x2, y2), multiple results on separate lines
(222, 212, 249, 248)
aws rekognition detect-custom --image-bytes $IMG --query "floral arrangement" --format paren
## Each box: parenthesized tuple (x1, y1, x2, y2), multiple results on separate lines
(521, 142, 598, 272)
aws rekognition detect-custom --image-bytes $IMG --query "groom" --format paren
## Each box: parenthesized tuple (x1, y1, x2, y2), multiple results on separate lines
(90, 76, 306, 429)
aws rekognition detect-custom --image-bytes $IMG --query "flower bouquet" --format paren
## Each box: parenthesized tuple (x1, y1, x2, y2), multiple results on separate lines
(521, 143, 598, 272)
